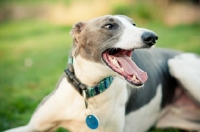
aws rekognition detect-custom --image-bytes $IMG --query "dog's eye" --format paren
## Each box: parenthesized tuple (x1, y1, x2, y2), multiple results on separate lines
(104, 24, 115, 30)
(132, 23, 136, 26)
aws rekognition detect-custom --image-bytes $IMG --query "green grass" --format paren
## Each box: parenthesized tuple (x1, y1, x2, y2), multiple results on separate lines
(0, 19, 72, 132)
(0, 19, 199, 132)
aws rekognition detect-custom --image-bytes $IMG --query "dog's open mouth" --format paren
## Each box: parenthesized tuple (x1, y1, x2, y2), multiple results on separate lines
(102, 48, 148, 86)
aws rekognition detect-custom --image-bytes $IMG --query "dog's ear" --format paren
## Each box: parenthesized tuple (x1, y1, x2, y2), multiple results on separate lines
(70, 22, 86, 56)
(70, 22, 85, 38)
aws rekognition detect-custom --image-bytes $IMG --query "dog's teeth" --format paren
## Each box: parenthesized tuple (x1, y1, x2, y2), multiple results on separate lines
(115, 63, 120, 68)
(112, 58, 116, 63)
(120, 67, 124, 71)
(108, 56, 112, 61)
(135, 78, 141, 83)
(112, 58, 120, 68)
(132, 75, 141, 83)
(108, 56, 121, 69)
(132, 75, 136, 81)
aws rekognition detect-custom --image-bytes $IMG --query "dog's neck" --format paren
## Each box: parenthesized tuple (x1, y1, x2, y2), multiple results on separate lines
(72, 55, 113, 87)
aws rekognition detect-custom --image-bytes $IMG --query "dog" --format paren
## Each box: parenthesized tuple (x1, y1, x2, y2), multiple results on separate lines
(5, 15, 200, 132)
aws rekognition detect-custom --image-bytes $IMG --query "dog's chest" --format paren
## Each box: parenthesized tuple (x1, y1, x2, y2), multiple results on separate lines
(124, 84, 163, 132)
(56, 77, 128, 132)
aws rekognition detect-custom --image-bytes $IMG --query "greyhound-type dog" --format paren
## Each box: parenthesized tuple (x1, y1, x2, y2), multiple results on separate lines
(5, 15, 200, 132)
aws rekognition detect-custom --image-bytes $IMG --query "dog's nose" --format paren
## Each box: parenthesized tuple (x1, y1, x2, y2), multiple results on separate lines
(142, 32, 158, 46)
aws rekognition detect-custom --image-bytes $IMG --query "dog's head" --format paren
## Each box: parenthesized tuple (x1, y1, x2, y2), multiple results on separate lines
(70, 15, 158, 88)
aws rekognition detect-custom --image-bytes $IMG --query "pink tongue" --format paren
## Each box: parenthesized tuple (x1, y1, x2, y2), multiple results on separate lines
(114, 56, 148, 83)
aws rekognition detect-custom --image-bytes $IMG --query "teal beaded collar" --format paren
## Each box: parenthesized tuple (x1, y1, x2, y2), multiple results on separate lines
(64, 56, 114, 98)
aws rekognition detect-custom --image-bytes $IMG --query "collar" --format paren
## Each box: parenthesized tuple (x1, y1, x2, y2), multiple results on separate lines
(64, 56, 114, 98)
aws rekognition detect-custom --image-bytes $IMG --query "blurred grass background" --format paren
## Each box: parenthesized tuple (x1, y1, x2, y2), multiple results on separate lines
(0, 0, 200, 132)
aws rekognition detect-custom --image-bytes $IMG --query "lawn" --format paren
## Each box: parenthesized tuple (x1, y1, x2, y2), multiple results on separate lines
(0, 19, 199, 132)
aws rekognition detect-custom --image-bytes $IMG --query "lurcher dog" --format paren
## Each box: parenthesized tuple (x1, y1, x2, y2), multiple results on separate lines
(5, 15, 200, 132)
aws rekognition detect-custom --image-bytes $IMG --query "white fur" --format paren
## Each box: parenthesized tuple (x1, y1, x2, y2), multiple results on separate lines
(61, 77, 128, 132)
(114, 16, 156, 49)
(124, 84, 162, 132)
(5, 56, 128, 132)
(168, 53, 200, 102)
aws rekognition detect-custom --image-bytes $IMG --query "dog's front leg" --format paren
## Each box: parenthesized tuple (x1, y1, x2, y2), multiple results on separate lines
(5, 77, 76, 132)
(4, 125, 35, 132)
(4, 124, 58, 132)
(4, 94, 62, 132)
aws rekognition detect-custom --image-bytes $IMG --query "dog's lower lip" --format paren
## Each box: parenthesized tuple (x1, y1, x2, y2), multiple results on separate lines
(127, 80, 143, 86)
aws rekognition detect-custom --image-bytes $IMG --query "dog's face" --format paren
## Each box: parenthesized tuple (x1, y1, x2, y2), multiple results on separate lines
(71, 15, 158, 87)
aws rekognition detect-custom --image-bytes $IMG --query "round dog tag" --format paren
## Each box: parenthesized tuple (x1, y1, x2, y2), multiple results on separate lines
(85, 114, 99, 129)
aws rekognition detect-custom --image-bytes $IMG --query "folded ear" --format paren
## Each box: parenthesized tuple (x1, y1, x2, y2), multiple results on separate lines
(70, 22, 86, 56)
(70, 22, 85, 38)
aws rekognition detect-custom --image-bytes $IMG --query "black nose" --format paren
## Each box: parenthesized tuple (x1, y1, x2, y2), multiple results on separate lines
(142, 32, 158, 46)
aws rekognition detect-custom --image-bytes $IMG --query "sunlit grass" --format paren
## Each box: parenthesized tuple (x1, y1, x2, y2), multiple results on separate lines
(0, 20, 72, 132)
(0, 19, 199, 132)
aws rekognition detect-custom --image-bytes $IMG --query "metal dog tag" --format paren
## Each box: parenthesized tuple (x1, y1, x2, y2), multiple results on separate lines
(82, 90, 99, 129)
(86, 114, 99, 129)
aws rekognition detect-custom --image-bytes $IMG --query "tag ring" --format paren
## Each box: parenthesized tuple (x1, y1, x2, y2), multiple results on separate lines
(84, 107, 93, 116)
(82, 90, 88, 109)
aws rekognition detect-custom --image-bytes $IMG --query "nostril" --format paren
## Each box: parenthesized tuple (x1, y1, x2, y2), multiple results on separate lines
(142, 32, 158, 46)
(155, 36, 158, 40)
(144, 36, 153, 42)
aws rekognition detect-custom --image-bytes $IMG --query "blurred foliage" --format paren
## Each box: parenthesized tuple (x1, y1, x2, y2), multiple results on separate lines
(0, 20, 71, 131)
(113, 1, 160, 21)
(0, 0, 73, 5)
